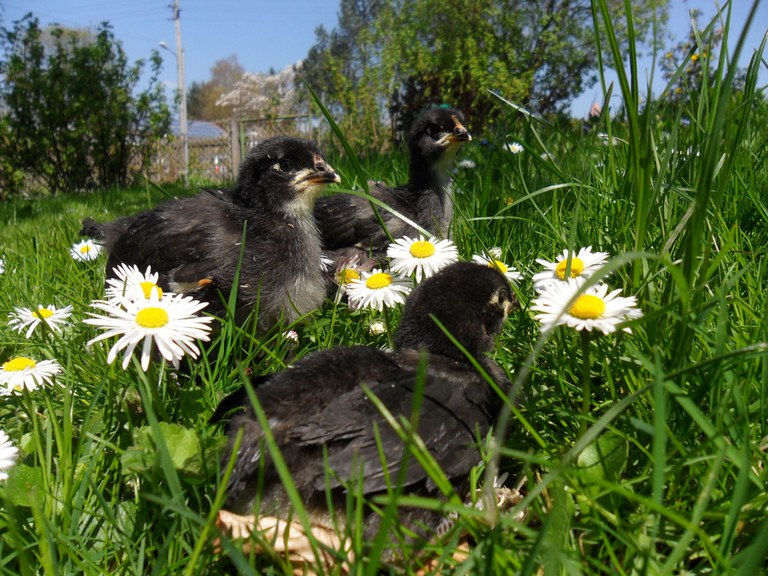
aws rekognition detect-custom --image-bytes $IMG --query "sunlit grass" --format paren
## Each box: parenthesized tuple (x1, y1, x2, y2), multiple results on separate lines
(1, 2, 767, 573)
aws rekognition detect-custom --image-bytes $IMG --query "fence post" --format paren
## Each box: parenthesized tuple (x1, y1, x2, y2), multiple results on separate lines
(230, 117, 241, 176)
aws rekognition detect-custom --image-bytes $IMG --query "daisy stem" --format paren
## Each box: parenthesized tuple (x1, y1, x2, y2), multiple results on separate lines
(579, 330, 592, 436)
(382, 306, 395, 350)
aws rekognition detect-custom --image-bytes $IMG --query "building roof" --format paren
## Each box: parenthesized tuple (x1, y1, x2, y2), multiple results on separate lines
(170, 119, 227, 139)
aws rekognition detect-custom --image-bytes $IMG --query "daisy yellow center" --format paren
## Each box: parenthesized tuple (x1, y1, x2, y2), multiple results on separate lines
(555, 257, 585, 280)
(3, 357, 37, 372)
(341, 269, 360, 284)
(365, 273, 392, 290)
(140, 281, 163, 299)
(409, 241, 435, 259)
(135, 307, 169, 328)
(569, 294, 606, 320)
(34, 308, 54, 319)
(488, 260, 508, 274)
(80, 245, 92, 254)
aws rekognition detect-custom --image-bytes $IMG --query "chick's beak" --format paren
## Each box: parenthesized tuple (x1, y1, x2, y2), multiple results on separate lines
(307, 157, 341, 185)
(446, 115, 472, 144)
(503, 295, 518, 317)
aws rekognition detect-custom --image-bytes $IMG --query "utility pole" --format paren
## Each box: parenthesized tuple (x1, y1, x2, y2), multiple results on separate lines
(172, 0, 188, 186)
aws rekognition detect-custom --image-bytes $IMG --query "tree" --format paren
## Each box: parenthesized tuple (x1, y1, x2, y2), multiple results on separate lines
(297, 0, 390, 148)
(216, 63, 301, 119)
(659, 9, 745, 109)
(186, 54, 245, 121)
(0, 14, 171, 195)
(298, 0, 670, 137)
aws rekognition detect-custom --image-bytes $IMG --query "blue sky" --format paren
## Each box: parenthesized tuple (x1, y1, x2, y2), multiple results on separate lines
(2, 0, 766, 118)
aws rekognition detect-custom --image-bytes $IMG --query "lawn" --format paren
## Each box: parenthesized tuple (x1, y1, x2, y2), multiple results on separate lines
(1, 9, 768, 576)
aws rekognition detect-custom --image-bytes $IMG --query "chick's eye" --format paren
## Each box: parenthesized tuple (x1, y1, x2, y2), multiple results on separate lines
(274, 159, 294, 173)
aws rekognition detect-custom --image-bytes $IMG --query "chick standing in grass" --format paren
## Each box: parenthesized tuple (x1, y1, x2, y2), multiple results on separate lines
(314, 107, 471, 266)
(81, 136, 340, 330)
(212, 261, 516, 566)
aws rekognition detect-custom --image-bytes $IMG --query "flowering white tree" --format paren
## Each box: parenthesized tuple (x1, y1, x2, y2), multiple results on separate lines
(216, 63, 301, 119)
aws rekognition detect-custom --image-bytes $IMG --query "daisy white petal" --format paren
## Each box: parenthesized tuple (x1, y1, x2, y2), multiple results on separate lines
(70, 239, 103, 262)
(0, 259, 4, 275)
(533, 246, 610, 292)
(531, 279, 642, 335)
(320, 255, 334, 272)
(387, 235, 458, 283)
(506, 142, 524, 154)
(84, 291, 214, 372)
(105, 263, 163, 302)
(0, 356, 63, 394)
(346, 269, 411, 311)
(8, 304, 73, 338)
(472, 251, 523, 282)
(0, 430, 18, 480)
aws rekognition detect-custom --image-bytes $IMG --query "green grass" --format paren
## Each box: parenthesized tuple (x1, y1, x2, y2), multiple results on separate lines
(1, 2, 768, 573)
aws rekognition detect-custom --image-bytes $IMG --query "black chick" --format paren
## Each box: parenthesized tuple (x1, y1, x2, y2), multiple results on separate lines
(314, 107, 471, 266)
(213, 261, 516, 561)
(80, 136, 340, 330)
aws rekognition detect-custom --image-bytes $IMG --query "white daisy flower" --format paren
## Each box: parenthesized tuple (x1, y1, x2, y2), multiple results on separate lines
(282, 329, 299, 347)
(0, 258, 4, 274)
(369, 320, 387, 335)
(105, 263, 163, 302)
(332, 256, 375, 304)
(84, 291, 214, 371)
(531, 279, 642, 335)
(8, 304, 74, 338)
(458, 159, 476, 169)
(533, 246, 610, 292)
(0, 356, 63, 394)
(472, 250, 523, 282)
(506, 142, 524, 154)
(346, 269, 411, 311)
(70, 239, 103, 262)
(387, 235, 459, 283)
(0, 430, 18, 480)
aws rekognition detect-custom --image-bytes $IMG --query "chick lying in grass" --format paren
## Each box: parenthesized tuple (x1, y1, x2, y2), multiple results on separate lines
(81, 136, 340, 331)
(211, 261, 518, 570)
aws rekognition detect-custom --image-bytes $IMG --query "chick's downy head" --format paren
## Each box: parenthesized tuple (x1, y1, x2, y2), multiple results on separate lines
(394, 261, 516, 362)
(233, 136, 340, 216)
(409, 107, 472, 169)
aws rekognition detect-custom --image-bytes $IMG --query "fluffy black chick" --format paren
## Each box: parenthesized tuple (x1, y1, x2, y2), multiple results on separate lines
(80, 137, 340, 330)
(314, 107, 471, 266)
(213, 261, 516, 560)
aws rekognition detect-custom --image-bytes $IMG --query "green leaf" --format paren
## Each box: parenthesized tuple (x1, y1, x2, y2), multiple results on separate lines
(577, 431, 629, 483)
(3, 464, 46, 508)
(122, 423, 203, 477)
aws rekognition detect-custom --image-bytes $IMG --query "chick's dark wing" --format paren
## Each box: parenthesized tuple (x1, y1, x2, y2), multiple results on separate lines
(315, 186, 415, 251)
(295, 361, 495, 495)
(314, 193, 382, 250)
(106, 193, 237, 284)
(218, 347, 404, 502)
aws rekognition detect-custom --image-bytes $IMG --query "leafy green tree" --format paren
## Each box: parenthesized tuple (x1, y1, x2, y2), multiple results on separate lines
(299, 0, 669, 137)
(298, 0, 390, 148)
(186, 54, 245, 121)
(0, 14, 171, 195)
(659, 9, 745, 109)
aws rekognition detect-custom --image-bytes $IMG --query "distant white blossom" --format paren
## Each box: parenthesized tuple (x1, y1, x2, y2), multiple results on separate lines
(70, 239, 103, 262)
